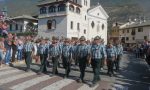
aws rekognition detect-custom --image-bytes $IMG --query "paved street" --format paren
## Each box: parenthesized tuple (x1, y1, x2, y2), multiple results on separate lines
(0, 52, 149, 90)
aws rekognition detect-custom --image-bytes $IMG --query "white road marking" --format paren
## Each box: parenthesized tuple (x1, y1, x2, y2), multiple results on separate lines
(0, 66, 12, 70)
(0, 69, 21, 77)
(41, 79, 74, 90)
(0, 72, 35, 85)
(11, 75, 55, 90)
(78, 84, 99, 90)
(112, 84, 128, 90)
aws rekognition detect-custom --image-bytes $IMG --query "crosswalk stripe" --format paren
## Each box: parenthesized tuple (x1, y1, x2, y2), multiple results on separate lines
(41, 79, 74, 90)
(0, 66, 12, 70)
(61, 81, 83, 90)
(0, 72, 35, 85)
(0, 69, 21, 77)
(78, 84, 99, 90)
(2, 74, 40, 89)
(112, 84, 128, 90)
(26, 76, 63, 90)
(10, 75, 55, 90)
(0, 71, 24, 80)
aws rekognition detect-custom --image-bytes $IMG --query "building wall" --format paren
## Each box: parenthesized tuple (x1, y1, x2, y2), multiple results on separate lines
(8, 19, 37, 33)
(38, 16, 67, 39)
(38, 0, 108, 43)
(119, 26, 150, 45)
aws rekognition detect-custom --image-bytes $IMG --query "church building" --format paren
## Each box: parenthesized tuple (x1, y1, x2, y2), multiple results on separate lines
(37, 0, 109, 43)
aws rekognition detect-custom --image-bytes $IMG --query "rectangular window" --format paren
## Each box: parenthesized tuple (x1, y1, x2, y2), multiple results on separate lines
(144, 36, 147, 40)
(71, 21, 73, 29)
(132, 37, 135, 40)
(138, 27, 143, 32)
(20, 25, 23, 32)
(77, 23, 80, 30)
(127, 29, 129, 33)
(16, 24, 18, 30)
(126, 37, 129, 41)
(9, 24, 12, 31)
(84, 29, 86, 34)
(122, 30, 125, 33)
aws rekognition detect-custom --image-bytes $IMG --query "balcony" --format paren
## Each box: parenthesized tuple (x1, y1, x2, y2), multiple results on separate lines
(39, 11, 67, 18)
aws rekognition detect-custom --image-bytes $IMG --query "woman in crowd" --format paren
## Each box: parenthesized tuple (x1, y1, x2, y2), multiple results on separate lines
(0, 37, 5, 67)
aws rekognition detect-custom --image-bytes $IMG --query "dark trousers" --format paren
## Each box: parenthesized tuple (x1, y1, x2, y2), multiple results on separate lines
(62, 56, 71, 77)
(100, 58, 104, 68)
(39, 54, 47, 72)
(114, 55, 122, 70)
(24, 52, 32, 70)
(78, 57, 87, 80)
(12, 49, 17, 62)
(52, 56, 59, 74)
(107, 59, 114, 74)
(91, 59, 101, 83)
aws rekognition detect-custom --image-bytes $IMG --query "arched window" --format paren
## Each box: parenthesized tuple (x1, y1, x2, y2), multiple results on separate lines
(77, 23, 80, 30)
(47, 19, 56, 30)
(102, 24, 105, 30)
(52, 20, 56, 29)
(85, 0, 87, 6)
(49, 6, 56, 13)
(69, 5, 74, 12)
(40, 7, 47, 14)
(91, 21, 95, 28)
(58, 4, 66, 12)
(76, 7, 80, 14)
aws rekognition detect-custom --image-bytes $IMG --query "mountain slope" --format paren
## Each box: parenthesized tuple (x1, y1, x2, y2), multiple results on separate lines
(0, 0, 150, 22)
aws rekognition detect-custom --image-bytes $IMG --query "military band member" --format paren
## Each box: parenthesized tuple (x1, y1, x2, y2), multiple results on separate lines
(49, 37, 61, 76)
(37, 39, 49, 75)
(90, 36, 107, 87)
(76, 36, 89, 83)
(106, 42, 116, 77)
(23, 36, 34, 72)
(114, 42, 123, 71)
(61, 38, 73, 78)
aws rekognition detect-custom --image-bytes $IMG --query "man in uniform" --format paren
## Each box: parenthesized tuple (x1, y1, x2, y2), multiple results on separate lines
(49, 37, 61, 76)
(23, 36, 34, 72)
(37, 39, 49, 75)
(114, 41, 123, 71)
(90, 36, 107, 87)
(61, 38, 73, 78)
(76, 36, 89, 83)
(106, 42, 116, 77)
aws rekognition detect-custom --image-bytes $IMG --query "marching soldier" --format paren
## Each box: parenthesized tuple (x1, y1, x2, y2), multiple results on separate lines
(90, 36, 107, 87)
(23, 36, 34, 72)
(114, 41, 123, 71)
(61, 38, 73, 78)
(76, 36, 89, 83)
(37, 39, 49, 75)
(106, 42, 116, 77)
(49, 37, 61, 76)
(100, 39, 106, 71)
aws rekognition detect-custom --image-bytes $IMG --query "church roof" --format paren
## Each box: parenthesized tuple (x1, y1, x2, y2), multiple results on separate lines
(88, 4, 109, 19)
